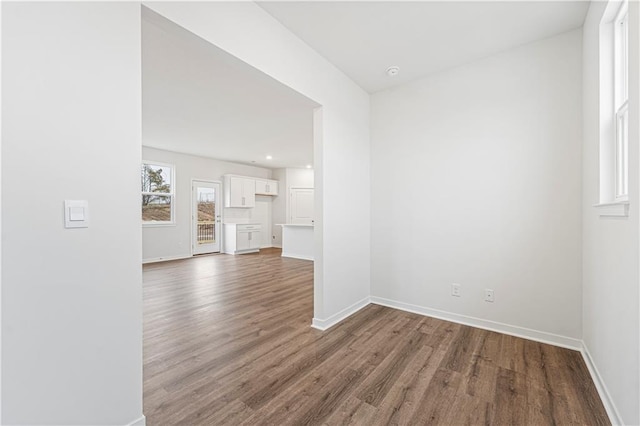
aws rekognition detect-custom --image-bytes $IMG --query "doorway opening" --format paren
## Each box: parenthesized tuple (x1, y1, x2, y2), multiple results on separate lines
(140, 9, 323, 421)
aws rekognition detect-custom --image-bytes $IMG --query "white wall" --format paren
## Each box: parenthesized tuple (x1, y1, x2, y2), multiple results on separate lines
(371, 30, 584, 343)
(1, 3, 4, 420)
(271, 168, 286, 247)
(142, 147, 274, 261)
(582, 2, 640, 424)
(2, 3, 143, 425)
(287, 168, 315, 188)
(144, 2, 371, 322)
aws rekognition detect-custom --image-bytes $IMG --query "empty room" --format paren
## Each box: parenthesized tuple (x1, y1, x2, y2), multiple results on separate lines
(1, 1, 639, 426)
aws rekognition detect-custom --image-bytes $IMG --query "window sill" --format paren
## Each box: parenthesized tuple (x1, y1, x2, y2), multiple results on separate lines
(142, 222, 176, 228)
(593, 201, 629, 217)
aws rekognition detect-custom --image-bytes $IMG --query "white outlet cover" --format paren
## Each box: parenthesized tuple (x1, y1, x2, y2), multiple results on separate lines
(451, 284, 461, 297)
(485, 289, 494, 302)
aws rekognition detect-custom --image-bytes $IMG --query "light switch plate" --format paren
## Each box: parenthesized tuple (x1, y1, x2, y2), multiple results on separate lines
(64, 200, 89, 228)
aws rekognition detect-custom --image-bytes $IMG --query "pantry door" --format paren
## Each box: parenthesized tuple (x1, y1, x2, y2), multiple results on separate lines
(290, 188, 314, 225)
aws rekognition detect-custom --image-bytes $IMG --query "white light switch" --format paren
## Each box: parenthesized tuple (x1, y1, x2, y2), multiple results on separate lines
(65, 200, 89, 228)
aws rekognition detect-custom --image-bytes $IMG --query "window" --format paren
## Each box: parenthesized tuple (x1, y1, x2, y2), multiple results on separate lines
(614, 2, 629, 201)
(596, 0, 630, 216)
(142, 162, 174, 224)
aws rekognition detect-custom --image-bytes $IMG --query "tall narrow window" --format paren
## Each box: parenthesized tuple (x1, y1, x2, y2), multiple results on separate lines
(614, 2, 629, 201)
(142, 162, 175, 224)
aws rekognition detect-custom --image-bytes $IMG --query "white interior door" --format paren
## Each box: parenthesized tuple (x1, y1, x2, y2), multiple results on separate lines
(192, 180, 221, 254)
(290, 188, 314, 225)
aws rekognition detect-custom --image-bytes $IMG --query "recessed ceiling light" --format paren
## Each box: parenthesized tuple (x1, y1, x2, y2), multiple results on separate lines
(386, 66, 400, 77)
(266, 155, 273, 160)
(306, 164, 312, 169)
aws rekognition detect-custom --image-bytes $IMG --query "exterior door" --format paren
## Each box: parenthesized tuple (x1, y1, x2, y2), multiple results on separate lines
(192, 180, 221, 254)
(290, 188, 314, 225)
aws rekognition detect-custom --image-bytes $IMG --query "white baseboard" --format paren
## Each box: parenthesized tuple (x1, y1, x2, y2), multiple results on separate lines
(369, 296, 582, 350)
(311, 297, 370, 331)
(272, 244, 282, 248)
(142, 254, 192, 264)
(282, 252, 314, 261)
(125, 415, 146, 426)
(581, 343, 623, 425)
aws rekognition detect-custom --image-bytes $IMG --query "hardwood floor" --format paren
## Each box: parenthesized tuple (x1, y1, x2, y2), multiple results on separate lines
(143, 248, 609, 425)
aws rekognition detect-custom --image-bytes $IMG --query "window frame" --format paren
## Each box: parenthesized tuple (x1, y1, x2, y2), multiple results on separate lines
(142, 161, 176, 226)
(613, 1, 629, 202)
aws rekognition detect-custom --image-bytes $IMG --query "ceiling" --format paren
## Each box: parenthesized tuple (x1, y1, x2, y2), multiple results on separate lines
(143, 2, 589, 168)
(142, 9, 318, 169)
(258, 1, 590, 93)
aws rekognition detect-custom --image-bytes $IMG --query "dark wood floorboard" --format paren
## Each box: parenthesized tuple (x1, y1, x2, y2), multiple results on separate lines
(143, 248, 610, 425)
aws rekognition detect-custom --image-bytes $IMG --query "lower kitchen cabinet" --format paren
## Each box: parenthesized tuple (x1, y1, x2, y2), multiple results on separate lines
(223, 223, 262, 255)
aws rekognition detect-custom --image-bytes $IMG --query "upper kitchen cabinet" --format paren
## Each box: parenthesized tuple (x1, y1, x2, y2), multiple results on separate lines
(224, 175, 256, 208)
(255, 179, 279, 196)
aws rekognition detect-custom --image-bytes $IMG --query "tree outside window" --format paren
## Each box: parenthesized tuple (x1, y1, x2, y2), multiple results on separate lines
(142, 163, 174, 223)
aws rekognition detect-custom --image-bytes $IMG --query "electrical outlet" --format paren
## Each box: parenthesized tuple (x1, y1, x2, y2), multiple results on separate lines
(485, 289, 494, 302)
(451, 283, 461, 297)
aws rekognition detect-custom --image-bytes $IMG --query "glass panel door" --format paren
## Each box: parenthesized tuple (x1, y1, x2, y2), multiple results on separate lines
(192, 181, 221, 254)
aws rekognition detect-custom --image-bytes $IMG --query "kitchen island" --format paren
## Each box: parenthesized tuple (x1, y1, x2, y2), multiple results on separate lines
(278, 224, 314, 261)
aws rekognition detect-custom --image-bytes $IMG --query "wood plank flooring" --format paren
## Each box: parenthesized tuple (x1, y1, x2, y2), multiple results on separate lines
(143, 248, 609, 425)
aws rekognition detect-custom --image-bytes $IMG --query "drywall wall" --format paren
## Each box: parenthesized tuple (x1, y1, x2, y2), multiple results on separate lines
(287, 168, 315, 188)
(142, 147, 274, 262)
(271, 168, 286, 247)
(582, 1, 640, 424)
(144, 2, 371, 322)
(0, 3, 4, 420)
(371, 30, 583, 343)
(2, 3, 143, 425)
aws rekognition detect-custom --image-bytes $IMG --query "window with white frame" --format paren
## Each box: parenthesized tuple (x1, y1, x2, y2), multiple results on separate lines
(141, 162, 175, 224)
(614, 1, 629, 201)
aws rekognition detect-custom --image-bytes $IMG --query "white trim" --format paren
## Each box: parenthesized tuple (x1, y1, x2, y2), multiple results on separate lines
(593, 201, 630, 216)
(581, 343, 623, 425)
(142, 254, 192, 264)
(369, 296, 582, 350)
(281, 252, 314, 261)
(311, 297, 370, 331)
(125, 415, 146, 426)
(142, 221, 176, 228)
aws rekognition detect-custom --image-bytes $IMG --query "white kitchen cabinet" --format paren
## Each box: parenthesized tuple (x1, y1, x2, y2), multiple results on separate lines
(223, 224, 261, 254)
(224, 175, 256, 208)
(255, 179, 279, 196)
